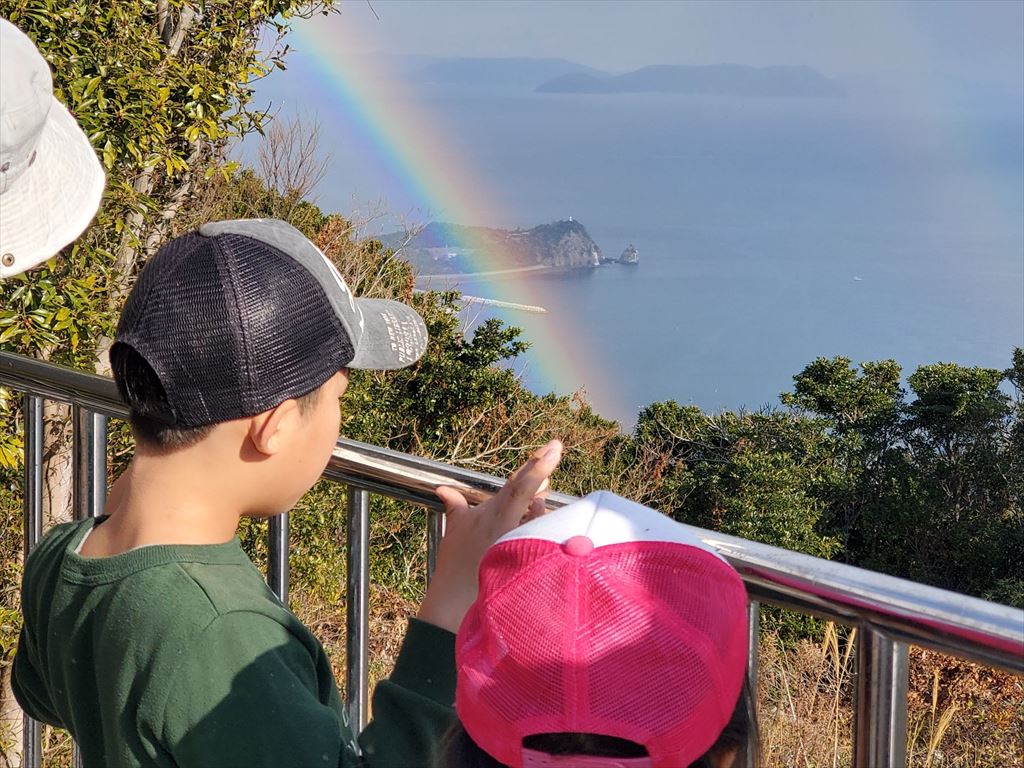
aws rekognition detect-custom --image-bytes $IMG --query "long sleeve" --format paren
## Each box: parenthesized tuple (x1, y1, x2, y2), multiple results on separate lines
(11, 623, 63, 728)
(358, 618, 458, 768)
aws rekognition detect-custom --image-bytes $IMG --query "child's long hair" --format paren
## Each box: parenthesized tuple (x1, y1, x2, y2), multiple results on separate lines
(437, 676, 759, 768)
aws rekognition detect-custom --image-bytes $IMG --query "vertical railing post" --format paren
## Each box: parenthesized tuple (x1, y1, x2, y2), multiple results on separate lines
(745, 601, 760, 768)
(23, 394, 43, 552)
(72, 405, 107, 519)
(345, 487, 370, 732)
(71, 406, 107, 768)
(267, 513, 289, 604)
(22, 394, 43, 768)
(853, 628, 909, 768)
(425, 507, 444, 585)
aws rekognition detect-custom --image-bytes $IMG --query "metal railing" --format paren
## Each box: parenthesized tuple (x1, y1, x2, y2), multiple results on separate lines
(2, 350, 1023, 768)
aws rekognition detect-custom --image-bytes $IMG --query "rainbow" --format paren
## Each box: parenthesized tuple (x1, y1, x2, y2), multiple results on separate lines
(287, 20, 626, 418)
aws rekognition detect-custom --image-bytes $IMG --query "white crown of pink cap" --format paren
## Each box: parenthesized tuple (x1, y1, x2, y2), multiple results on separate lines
(497, 490, 727, 562)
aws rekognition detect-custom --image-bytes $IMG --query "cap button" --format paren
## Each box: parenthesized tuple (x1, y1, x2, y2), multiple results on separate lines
(563, 535, 594, 557)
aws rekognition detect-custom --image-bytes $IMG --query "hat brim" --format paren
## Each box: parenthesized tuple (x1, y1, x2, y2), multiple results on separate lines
(0, 98, 105, 279)
(348, 297, 429, 370)
(498, 491, 722, 556)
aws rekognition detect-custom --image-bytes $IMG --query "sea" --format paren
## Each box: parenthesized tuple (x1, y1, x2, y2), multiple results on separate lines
(260, 76, 1024, 428)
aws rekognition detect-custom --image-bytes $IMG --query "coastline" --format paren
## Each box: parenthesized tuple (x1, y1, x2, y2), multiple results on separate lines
(414, 264, 552, 281)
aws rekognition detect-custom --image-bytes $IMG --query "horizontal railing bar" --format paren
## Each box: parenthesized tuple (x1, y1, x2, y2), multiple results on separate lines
(324, 444, 1024, 676)
(4, 352, 1023, 675)
(1, 352, 126, 418)
(324, 439, 577, 510)
(709, 533, 1023, 673)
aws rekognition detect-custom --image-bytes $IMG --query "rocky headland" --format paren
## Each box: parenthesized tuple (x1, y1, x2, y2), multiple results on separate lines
(387, 219, 604, 276)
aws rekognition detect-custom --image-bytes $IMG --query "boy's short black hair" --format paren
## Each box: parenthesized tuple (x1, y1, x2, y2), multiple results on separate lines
(111, 344, 321, 452)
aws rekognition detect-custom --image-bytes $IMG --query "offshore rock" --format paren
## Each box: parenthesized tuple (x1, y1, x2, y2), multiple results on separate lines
(619, 244, 639, 264)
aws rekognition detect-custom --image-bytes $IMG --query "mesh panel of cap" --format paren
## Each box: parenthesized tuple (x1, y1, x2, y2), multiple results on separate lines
(221, 233, 353, 417)
(115, 232, 238, 425)
(456, 539, 748, 768)
(114, 231, 353, 427)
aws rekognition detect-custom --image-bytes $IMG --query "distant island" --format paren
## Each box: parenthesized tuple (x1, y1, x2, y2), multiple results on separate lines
(375, 56, 848, 100)
(384, 219, 624, 276)
(536, 64, 843, 98)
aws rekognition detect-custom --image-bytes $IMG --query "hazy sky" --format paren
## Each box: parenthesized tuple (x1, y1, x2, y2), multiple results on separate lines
(328, 0, 1023, 87)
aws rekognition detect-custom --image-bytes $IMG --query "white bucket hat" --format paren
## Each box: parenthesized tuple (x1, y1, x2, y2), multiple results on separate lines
(0, 17, 105, 279)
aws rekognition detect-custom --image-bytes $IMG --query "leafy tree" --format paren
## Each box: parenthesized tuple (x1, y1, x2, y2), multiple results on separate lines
(627, 401, 840, 560)
(781, 354, 1022, 603)
(782, 356, 904, 438)
(781, 357, 906, 554)
(0, 1, 337, 363)
(896, 362, 1018, 596)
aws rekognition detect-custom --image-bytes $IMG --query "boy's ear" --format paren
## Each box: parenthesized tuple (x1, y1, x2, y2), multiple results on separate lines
(247, 398, 301, 456)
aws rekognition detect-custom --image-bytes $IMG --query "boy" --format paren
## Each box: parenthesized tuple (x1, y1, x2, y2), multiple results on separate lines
(12, 218, 563, 767)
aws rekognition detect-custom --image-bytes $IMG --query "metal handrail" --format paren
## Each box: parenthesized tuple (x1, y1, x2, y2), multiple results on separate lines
(328, 438, 1023, 671)
(3, 350, 1023, 768)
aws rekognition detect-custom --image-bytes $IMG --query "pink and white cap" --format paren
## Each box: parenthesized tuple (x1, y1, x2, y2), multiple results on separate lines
(455, 491, 749, 768)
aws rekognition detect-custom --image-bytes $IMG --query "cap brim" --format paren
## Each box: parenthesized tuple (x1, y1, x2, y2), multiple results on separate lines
(498, 490, 719, 555)
(348, 297, 429, 370)
(0, 98, 105, 279)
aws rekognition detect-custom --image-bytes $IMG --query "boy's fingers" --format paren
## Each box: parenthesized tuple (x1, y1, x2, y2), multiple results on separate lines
(434, 485, 469, 517)
(500, 440, 563, 510)
(524, 494, 547, 522)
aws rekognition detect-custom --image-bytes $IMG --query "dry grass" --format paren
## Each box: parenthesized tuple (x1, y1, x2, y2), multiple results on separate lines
(291, 582, 422, 702)
(756, 623, 1023, 768)
(757, 624, 856, 767)
(904, 649, 1024, 767)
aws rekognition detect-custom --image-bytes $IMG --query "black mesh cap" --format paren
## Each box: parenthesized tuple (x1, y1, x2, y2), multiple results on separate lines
(112, 219, 428, 428)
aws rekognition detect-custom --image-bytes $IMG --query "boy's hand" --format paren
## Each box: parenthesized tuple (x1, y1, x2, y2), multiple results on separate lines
(417, 439, 564, 634)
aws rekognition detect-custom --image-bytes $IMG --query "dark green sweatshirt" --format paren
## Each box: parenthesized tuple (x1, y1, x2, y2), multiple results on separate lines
(13, 518, 456, 768)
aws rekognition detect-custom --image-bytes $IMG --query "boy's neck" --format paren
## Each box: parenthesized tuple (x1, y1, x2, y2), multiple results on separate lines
(81, 450, 244, 557)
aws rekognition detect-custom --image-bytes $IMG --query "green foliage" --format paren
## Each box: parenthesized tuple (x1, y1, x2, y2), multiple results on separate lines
(778, 353, 1023, 605)
(0, 0, 339, 480)
(345, 308, 530, 452)
(0, 1, 336, 363)
(782, 356, 904, 435)
(0, 471, 25, 699)
(627, 403, 838, 555)
(907, 363, 1009, 454)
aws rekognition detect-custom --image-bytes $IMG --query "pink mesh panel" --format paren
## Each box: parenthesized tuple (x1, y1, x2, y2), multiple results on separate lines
(456, 538, 748, 768)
